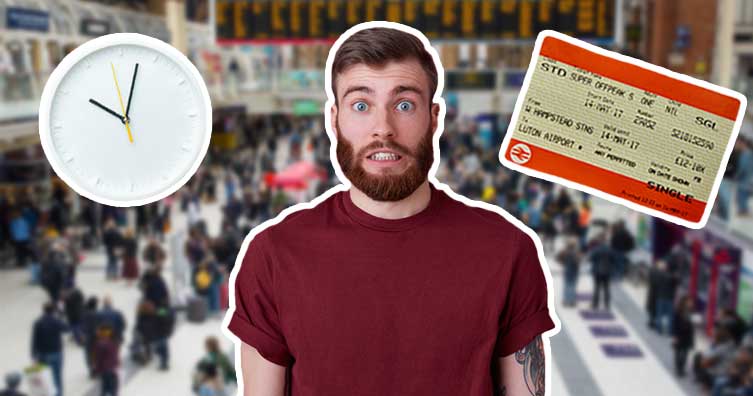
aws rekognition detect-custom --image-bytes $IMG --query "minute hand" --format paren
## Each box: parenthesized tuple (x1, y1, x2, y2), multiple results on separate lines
(125, 63, 139, 120)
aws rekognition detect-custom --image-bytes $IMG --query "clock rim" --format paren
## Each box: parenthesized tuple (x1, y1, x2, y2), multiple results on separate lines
(38, 32, 213, 208)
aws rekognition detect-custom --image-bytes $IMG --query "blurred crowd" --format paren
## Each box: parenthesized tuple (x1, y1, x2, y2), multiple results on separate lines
(0, 112, 750, 396)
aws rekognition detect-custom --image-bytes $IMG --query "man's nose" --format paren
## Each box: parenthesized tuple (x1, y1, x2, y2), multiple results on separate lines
(371, 107, 396, 139)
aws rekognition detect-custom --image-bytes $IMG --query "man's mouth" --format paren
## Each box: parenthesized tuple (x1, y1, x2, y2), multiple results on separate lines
(367, 151, 402, 161)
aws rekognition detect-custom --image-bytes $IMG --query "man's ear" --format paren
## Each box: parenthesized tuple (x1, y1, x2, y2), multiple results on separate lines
(330, 104, 338, 136)
(430, 102, 440, 135)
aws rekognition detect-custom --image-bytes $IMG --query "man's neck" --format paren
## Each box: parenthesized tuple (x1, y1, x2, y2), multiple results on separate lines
(349, 181, 431, 220)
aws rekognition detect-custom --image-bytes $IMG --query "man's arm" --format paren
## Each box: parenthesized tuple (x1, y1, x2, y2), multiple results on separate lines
(239, 341, 287, 396)
(495, 335, 546, 396)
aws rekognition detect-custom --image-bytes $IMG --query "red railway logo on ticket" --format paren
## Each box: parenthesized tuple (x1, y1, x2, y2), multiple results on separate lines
(500, 30, 747, 229)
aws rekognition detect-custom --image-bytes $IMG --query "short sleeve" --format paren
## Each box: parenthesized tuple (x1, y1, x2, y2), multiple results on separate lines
(227, 231, 293, 366)
(495, 232, 556, 357)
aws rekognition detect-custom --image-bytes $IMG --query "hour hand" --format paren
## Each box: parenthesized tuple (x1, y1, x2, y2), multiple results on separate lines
(89, 98, 125, 124)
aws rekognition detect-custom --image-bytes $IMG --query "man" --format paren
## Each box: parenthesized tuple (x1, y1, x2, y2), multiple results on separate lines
(589, 233, 615, 311)
(102, 219, 122, 280)
(96, 296, 126, 344)
(225, 24, 557, 396)
(31, 302, 68, 396)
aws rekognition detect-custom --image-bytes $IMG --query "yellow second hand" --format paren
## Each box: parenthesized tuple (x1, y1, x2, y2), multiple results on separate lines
(110, 62, 134, 143)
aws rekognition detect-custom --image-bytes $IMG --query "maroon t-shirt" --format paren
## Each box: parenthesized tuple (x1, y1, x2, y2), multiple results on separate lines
(228, 183, 556, 395)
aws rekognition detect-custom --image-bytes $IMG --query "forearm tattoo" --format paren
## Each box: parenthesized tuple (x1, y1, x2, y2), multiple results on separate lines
(515, 335, 545, 396)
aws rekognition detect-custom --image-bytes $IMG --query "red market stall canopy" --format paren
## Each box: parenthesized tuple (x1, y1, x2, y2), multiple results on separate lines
(266, 160, 326, 190)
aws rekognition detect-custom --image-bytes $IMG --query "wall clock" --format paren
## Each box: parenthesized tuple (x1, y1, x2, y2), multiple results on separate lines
(39, 33, 212, 207)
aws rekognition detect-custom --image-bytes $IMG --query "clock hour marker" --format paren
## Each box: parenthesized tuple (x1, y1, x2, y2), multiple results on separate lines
(130, 182, 135, 192)
(181, 144, 190, 152)
(119, 48, 124, 57)
(188, 112, 197, 118)
(95, 177, 102, 186)
(64, 154, 74, 163)
(178, 79, 186, 85)
(153, 54, 159, 63)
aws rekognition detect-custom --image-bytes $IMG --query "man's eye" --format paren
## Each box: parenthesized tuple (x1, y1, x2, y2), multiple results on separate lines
(352, 102, 369, 112)
(396, 101, 414, 112)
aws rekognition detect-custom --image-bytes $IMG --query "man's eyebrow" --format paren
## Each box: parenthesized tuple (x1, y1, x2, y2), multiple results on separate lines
(392, 85, 424, 97)
(341, 85, 374, 100)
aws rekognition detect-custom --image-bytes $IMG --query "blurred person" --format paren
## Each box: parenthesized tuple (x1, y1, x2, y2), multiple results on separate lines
(62, 229, 81, 289)
(193, 361, 226, 396)
(138, 266, 173, 371)
(40, 242, 66, 304)
(102, 219, 122, 281)
(62, 286, 85, 345)
(228, 26, 556, 396)
(139, 263, 170, 308)
(653, 260, 678, 335)
(734, 138, 753, 216)
(589, 233, 615, 311)
(132, 300, 157, 365)
(93, 323, 121, 396)
(31, 302, 68, 396)
(96, 296, 126, 344)
(556, 236, 582, 307)
(719, 308, 748, 345)
(197, 337, 236, 385)
(222, 194, 244, 229)
(185, 227, 208, 268)
(577, 201, 591, 251)
(120, 228, 139, 285)
(0, 372, 24, 396)
(9, 209, 32, 268)
(81, 297, 99, 378)
(694, 325, 737, 388)
(671, 296, 695, 377)
(193, 257, 221, 313)
(142, 236, 166, 271)
(610, 220, 635, 280)
(711, 347, 753, 396)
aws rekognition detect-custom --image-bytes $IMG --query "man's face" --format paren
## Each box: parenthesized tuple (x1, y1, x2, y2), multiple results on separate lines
(331, 59, 439, 201)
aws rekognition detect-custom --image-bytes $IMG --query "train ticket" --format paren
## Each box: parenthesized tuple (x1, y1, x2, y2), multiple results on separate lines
(500, 30, 747, 229)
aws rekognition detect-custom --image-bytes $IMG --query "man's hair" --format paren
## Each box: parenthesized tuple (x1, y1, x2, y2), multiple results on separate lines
(331, 27, 438, 105)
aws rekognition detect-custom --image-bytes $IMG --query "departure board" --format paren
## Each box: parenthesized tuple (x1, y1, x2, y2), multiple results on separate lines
(215, 0, 615, 43)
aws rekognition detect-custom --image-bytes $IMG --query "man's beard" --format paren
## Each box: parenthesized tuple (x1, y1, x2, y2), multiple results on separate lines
(335, 118, 434, 202)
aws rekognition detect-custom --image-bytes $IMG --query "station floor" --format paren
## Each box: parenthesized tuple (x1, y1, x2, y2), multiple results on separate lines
(0, 187, 706, 396)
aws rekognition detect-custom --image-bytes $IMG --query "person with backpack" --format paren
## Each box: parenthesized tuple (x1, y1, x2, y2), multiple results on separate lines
(96, 296, 126, 344)
(193, 258, 219, 312)
(93, 323, 121, 396)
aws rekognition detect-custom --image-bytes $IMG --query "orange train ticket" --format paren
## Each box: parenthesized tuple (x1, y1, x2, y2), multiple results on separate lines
(500, 30, 747, 229)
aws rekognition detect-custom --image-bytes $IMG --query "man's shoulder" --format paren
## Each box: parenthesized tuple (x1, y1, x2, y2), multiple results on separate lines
(438, 187, 529, 239)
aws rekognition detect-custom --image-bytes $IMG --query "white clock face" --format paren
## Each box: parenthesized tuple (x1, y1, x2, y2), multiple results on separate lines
(39, 33, 212, 207)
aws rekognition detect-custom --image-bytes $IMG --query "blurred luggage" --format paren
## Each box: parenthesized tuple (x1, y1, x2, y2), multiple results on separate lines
(187, 296, 208, 323)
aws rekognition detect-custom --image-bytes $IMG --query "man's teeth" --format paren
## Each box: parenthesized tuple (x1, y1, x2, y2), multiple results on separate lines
(369, 152, 400, 161)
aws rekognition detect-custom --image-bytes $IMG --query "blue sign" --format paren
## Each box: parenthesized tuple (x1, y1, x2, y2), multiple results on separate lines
(579, 310, 616, 321)
(589, 325, 629, 338)
(6, 7, 49, 32)
(601, 344, 643, 358)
